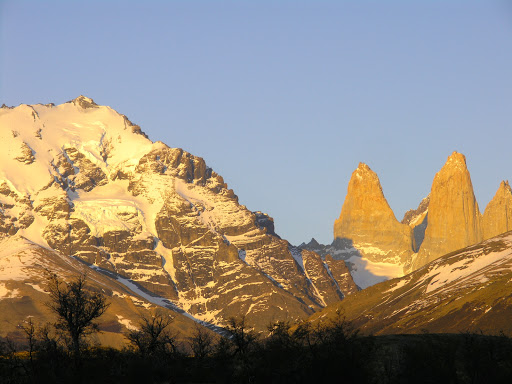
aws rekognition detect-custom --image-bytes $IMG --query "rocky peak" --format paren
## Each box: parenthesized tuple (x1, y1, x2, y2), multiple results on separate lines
(68, 95, 98, 109)
(352, 162, 380, 184)
(307, 238, 320, 248)
(253, 211, 279, 238)
(333, 163, 413, 264)
(402, 195, 430, 226)
(482, 180, 512, 240)
(444, 151, 467, 169)
(402, 195, 430, 253)
(412, 151, 482, 270)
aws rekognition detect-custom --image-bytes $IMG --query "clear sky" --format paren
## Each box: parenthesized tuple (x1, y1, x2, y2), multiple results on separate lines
(1, 1, 511, 245)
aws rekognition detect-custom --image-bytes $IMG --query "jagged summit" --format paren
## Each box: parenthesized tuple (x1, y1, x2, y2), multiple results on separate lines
(401, 195, 429, 226)
(333, 161, 413, 276)
(482, 180, 512, 240)
(445, 151, 467, 167)
(356, 162, 371, 171)
(353, 162, 377, 180)
(324, 151, 510, 288)
(307, 238, 320, 247)
(412, 150, 481, 270)
(67, 95, 98, 109)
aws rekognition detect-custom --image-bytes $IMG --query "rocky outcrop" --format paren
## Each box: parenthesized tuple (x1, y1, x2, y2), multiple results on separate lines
(333, 163, 413, 264)
(324, 254, 358, 296)
(482, 181, 512, 240)
(412, 152, 482, 270)
(402, 195, 429, 252)
(15, 142, 35, 164)
(254, 211, 279, 238)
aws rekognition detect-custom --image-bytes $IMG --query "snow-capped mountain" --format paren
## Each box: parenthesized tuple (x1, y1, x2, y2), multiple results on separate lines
(0, 96, 355, 332)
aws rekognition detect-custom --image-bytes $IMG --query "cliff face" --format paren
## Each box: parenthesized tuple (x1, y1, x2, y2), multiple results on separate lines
(412, 152, 482, 270)
(482, 181, 512, 240)
(333, 163, 413, 264)
(327, 152, 510, 288)
(401, 196, 429, 253)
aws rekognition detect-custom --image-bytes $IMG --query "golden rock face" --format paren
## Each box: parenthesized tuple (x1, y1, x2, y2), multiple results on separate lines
(413, 152, 482, 270)
(333, 152, 512, 280)
(333, 163, 413, 264)
(482, 181, 512, 240)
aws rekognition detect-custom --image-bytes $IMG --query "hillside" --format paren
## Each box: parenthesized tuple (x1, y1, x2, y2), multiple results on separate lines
(308, 231, 512, 335)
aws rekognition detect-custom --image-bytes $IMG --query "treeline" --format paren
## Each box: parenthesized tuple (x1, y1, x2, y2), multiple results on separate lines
(1, 274, 512, 383)
(3, 315, 512, 383)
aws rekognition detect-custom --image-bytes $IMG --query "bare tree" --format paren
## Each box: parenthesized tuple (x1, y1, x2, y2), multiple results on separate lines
(46, 272, 109, 366)
(126, 311, 176, 357)
(189, 323, 215, 359)
(226, 316, 257, 357)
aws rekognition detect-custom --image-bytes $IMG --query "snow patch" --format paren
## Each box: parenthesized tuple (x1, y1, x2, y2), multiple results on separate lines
(347, 255, 404, 289)
(0, 283, 20, 299)
(116, 315, 137, 331)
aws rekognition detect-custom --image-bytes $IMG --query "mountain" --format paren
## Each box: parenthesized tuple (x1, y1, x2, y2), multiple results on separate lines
(308, 231, 512, 335)
(333, 163, 413, 264)
(324, 163, 412, 288)
(307, 152, 510, 289)
(0, 96, 355, 334)
(412, 152, 482, 270)
(482, 180, 512, 240)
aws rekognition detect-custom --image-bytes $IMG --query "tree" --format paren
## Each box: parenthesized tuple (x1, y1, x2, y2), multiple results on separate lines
(126, 311, 176, 357)
(189, 323, 215, 359)
(225, 316, 257, 357)
(46, 272, 109, 366)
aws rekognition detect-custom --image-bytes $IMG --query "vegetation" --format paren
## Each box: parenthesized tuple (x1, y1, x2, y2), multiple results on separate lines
(126, 310, 177, 358)
(2, 311, 512, 383)
(1, 278, 512, 383)
(45, 272, 110, 367)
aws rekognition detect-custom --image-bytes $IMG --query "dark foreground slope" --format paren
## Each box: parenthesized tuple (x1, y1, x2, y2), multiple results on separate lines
(3, 324, 512, 384)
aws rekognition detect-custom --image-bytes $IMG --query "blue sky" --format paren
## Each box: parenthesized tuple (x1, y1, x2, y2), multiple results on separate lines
(1, 1, 511, 245)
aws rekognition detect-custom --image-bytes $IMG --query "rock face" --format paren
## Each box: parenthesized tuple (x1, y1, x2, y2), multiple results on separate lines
(333, 163, 413, 264)
(319, 152, 509, 289)
(0, 96, 355, 332)
(401, 195, 429, 253)
(482, 181, 512, 240)
(0, 236, 215, 346)
(324, 254, 358, 296)
(412, 152, 482, 270)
